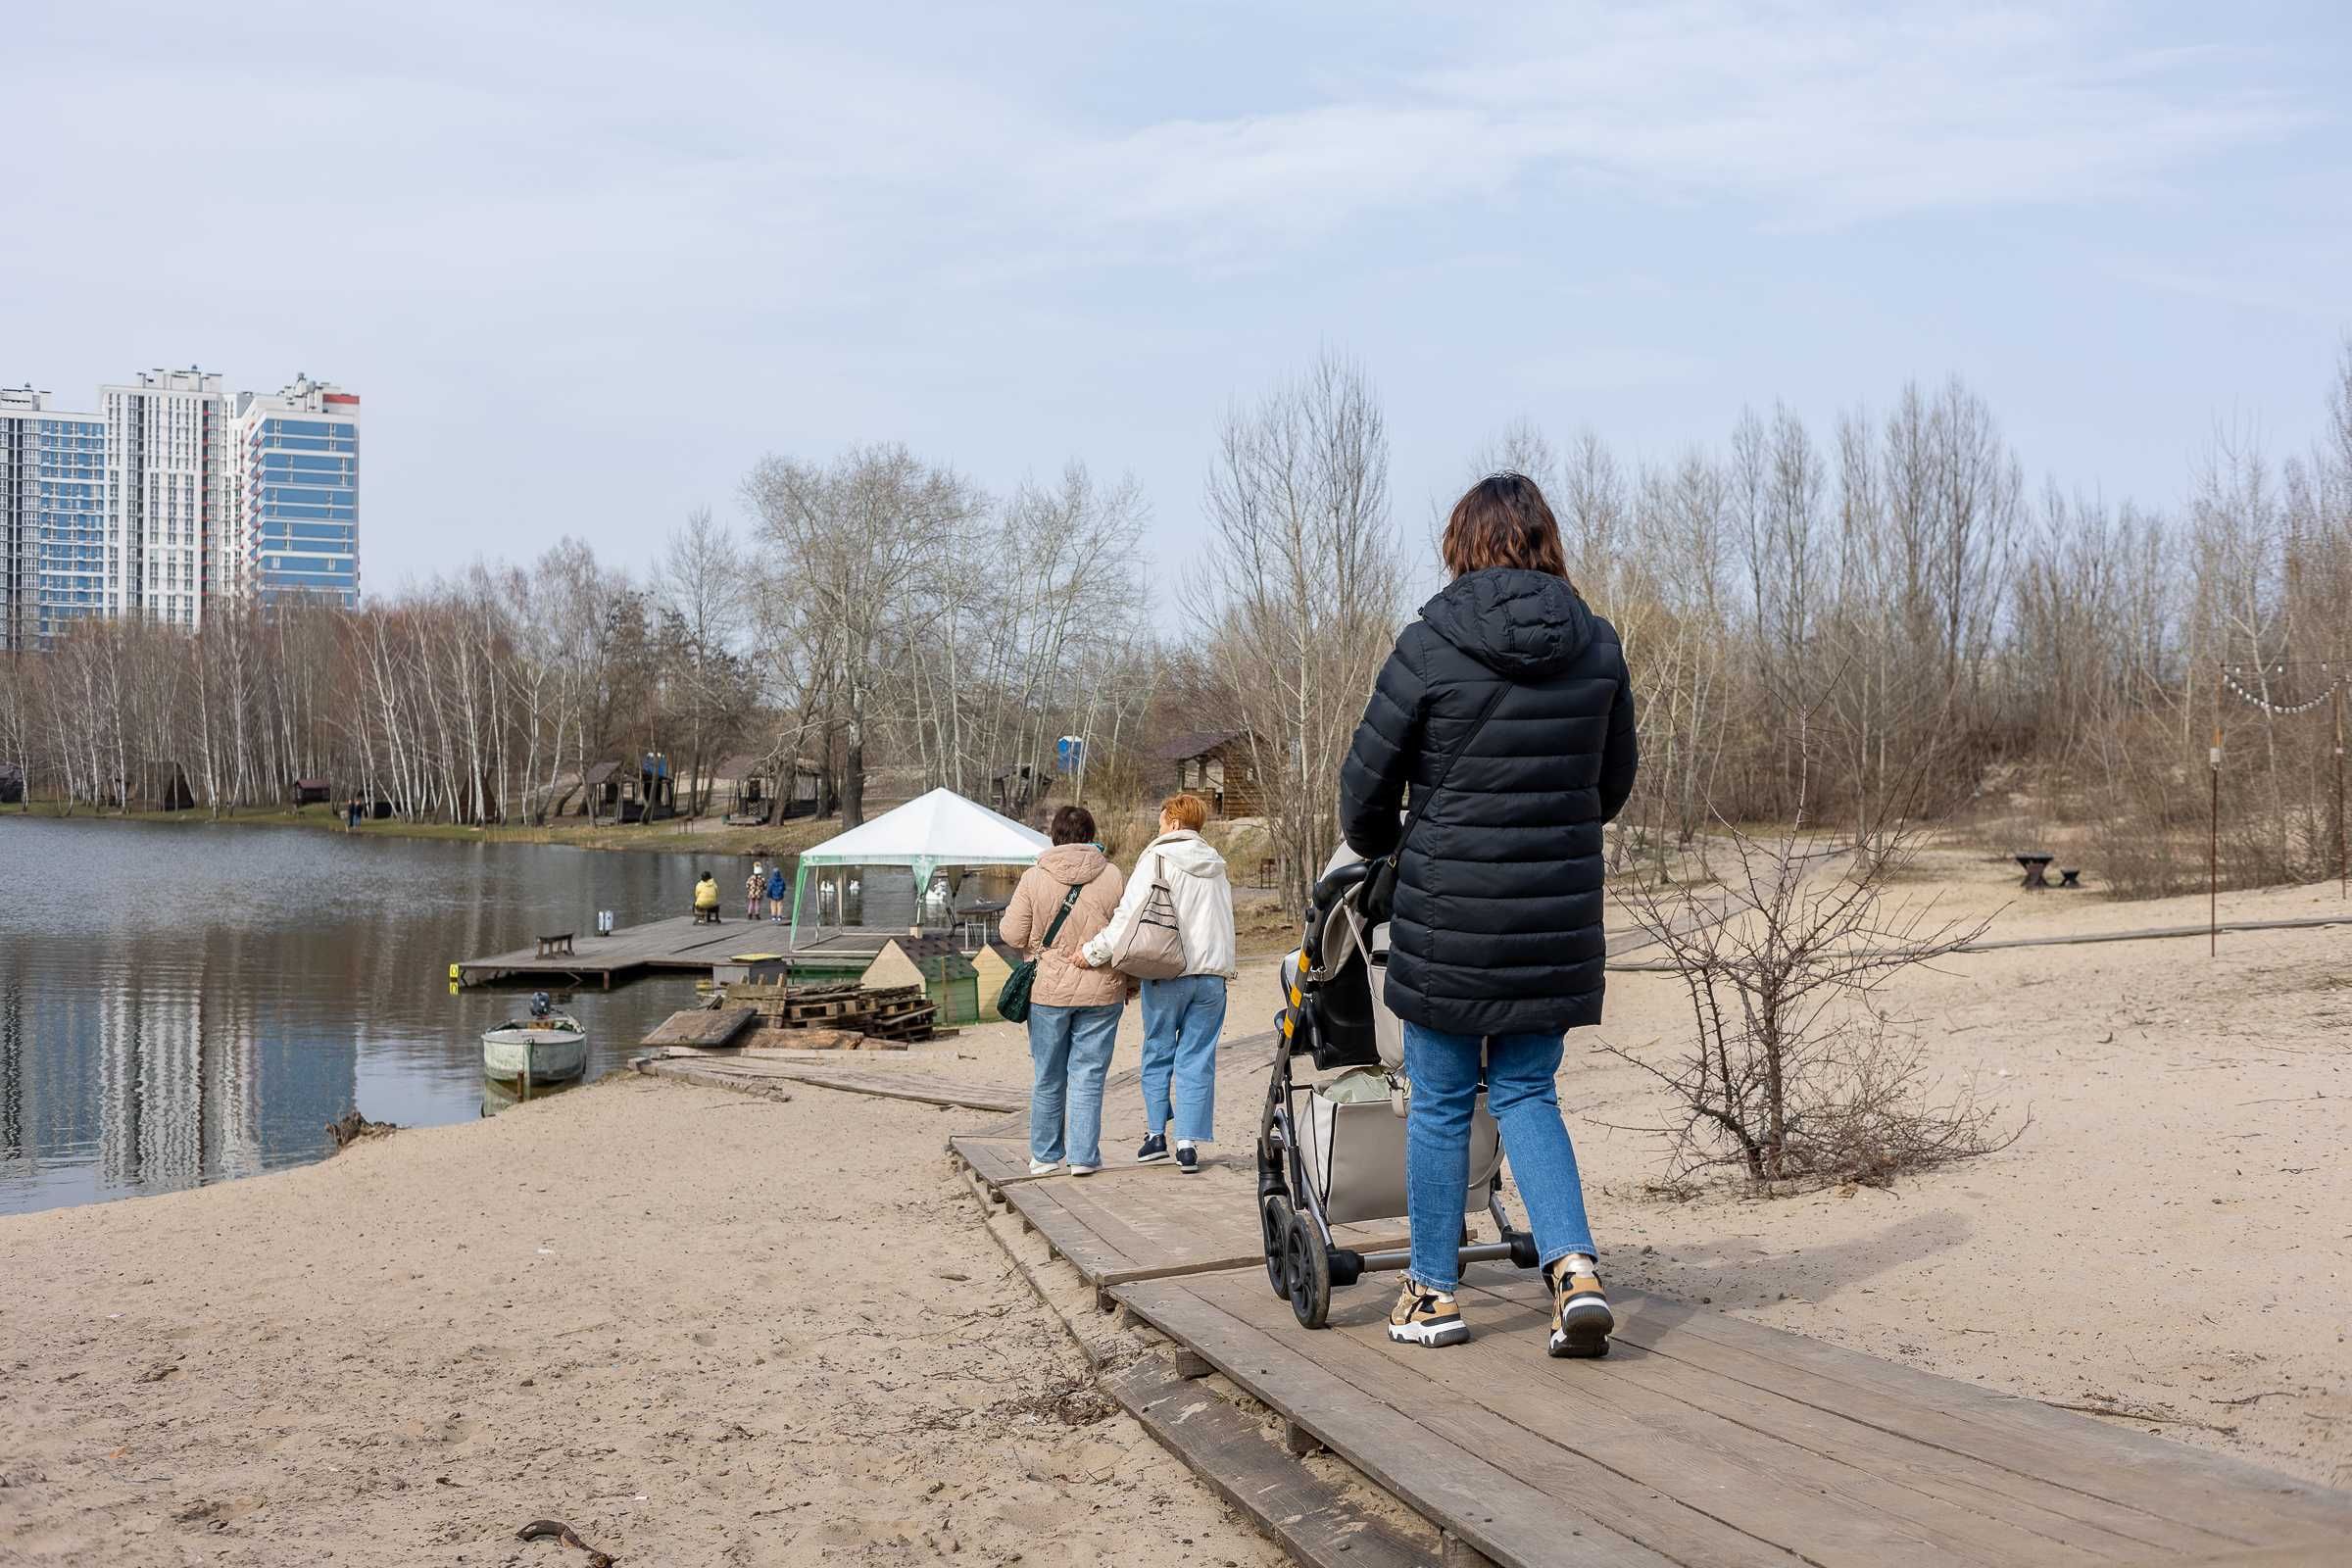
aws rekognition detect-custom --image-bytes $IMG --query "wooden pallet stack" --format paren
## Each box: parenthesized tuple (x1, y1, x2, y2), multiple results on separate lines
(717, 980, 950, 1045)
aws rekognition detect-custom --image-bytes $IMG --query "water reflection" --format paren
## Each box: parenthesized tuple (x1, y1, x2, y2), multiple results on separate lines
(0, 817, 729, 1214)
(480, 1071, 587, 1117)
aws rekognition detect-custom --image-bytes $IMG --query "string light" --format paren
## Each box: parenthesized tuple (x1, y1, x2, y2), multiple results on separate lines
(2221, 662, 2348, 715)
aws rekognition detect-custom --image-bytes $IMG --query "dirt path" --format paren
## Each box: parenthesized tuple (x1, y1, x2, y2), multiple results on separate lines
(0, 1073, 1286, 1568)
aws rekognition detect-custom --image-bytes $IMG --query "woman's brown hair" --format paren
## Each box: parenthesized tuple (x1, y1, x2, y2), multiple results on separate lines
(1159, 793, 1208, 832)
(1049, 805, 1097, 846)
(1441, 471, 1571, 581)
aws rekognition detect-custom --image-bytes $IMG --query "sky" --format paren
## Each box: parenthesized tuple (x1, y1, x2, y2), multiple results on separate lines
(5, 1, 2348, 610)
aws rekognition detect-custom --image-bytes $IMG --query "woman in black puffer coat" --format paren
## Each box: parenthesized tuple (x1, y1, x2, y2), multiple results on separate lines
(1338, 471, 1637, 1359)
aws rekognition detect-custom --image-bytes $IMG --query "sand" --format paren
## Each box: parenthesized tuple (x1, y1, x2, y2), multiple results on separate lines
(5, 857, 2348, 1564)
(0, 1073, 1286, 1567)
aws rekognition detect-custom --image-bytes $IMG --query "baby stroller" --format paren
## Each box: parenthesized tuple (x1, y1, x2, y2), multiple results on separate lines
(1256, 847, 1543, 1328)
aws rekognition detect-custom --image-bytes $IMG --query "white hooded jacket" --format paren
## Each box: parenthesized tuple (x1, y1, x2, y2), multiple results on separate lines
(1081, 829, 1237, 979)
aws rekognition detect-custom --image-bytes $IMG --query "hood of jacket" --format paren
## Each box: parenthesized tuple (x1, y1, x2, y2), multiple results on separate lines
(1036, 843, 1110, 884)
(1149, 830, 1228, 880)
(1418, 567, 1595, 678)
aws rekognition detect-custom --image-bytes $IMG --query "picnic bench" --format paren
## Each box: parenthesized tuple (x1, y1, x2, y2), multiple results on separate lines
(534, 932, 574, 957)
(2015, 852, 2054, 889)
(2057, 866, 2082, 888)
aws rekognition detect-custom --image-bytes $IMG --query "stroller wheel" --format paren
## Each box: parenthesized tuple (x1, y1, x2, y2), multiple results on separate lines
(1260, 1196, 1294, 1300)
(1283, 1211, 1331, 1330)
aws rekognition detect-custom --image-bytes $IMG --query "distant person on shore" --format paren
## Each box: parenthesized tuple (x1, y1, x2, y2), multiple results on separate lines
(747, 862, 766, 921)
(1001, 806, 1128, 1177)
(1338, 471, 1638, 1358)
(766, 862, 787, 925)
(693, 870, 721, 923)
(1078, 793, 1236, 1174)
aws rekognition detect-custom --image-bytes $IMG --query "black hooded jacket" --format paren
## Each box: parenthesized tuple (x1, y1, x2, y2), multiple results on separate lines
(1337, 568, 1638, 1035)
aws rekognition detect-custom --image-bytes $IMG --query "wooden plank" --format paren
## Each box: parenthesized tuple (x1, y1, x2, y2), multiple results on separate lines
(1112, 1277, 1711, 1568)
(1449, 1276, 2230, 1560)
(640, 1006, 757, 1048)
(1100, 1357, 1435, 1568)
(951, 1136, 1040, 1190)
(995, 1154, 1408, 1289)
(1155, 1273, 2036, 1568)
(761, 1065, 1022, 1115)
(1476, 1275, 2352, 1547)
(1288, 1283, 2144, 1565)
(630, 1055, 793, 1102)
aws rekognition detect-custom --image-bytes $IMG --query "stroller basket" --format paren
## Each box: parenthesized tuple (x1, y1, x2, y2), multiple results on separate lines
(1296, 1072, 1500, 1227)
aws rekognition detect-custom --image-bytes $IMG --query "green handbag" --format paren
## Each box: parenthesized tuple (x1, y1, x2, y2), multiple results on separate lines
(997, 883, 1082, 1024)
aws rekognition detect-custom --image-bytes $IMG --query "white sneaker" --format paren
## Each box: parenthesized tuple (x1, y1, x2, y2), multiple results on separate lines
(1067, 1164, 1098, 1177)
(1028, 1159, 1060, 1176)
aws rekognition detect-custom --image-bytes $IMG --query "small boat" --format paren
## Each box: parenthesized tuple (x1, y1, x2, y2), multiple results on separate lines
(482, 997, 589, 1085)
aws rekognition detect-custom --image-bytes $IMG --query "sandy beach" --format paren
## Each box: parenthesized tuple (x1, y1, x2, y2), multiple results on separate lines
(5, 855, 2348, 1563)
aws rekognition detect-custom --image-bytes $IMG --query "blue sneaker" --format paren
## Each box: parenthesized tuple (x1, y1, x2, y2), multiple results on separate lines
(1136, 1134, 1169, 1164)
(1174, 1143, 1200, 1174)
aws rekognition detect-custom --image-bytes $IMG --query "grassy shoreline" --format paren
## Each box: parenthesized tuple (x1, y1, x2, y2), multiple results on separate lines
(6, 798, 838, 857)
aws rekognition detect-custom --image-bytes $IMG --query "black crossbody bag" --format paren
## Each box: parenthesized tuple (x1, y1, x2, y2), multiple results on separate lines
(1361, 683, 1509, 925)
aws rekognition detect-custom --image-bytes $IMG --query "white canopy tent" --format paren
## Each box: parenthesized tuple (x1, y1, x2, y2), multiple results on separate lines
(788, 787, 1050, 941)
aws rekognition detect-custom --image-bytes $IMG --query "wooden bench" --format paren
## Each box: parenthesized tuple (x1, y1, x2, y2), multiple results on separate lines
(535, 932, 574, 957)
(2057, 866, 2082, 888)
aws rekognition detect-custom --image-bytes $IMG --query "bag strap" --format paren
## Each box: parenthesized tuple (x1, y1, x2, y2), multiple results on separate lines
(1393, 682, 1509, 856)
(1037, 883, 1084, 951)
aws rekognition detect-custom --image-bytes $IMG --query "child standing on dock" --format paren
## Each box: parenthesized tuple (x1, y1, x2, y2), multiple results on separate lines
(747, 862, 766, 921)
(766, 863, 787, 924)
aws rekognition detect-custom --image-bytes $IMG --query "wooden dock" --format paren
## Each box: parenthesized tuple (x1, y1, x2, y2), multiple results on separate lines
(452, 915, 892, 988)
(942, 1030, 2352, 1568)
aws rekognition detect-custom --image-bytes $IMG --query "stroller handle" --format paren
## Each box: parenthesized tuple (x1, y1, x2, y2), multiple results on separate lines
(1302, 859, 1374, 967)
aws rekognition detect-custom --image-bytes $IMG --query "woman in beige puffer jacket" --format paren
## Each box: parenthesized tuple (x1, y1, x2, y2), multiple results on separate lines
(1000, 805, 1128, 1174)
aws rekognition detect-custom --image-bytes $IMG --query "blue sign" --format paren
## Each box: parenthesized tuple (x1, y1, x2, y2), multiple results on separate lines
(1055, 736, 1084, 773)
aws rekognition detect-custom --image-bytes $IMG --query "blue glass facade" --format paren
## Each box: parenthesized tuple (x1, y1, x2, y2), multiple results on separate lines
(29, 416, 107, 646)
(246, 414, 359, 607)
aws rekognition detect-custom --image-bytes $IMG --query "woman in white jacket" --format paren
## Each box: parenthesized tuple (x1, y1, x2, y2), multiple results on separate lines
(1077, 793, 1236, 1173)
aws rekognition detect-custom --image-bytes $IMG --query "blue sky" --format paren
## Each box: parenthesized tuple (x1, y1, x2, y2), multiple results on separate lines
(5, 1, 2346, 606)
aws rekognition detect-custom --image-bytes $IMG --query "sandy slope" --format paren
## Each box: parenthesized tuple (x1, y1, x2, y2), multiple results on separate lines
(0, 1074, 1284, 1568)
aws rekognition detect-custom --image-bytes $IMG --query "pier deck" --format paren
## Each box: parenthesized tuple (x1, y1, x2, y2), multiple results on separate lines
(453, 917, 890, 988)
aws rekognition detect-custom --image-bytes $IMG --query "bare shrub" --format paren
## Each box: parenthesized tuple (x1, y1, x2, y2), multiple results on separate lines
(1608, 818, 2021, 1195)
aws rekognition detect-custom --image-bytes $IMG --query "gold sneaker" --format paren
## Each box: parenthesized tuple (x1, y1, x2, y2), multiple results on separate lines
(1546, 1259, 1613, 1358)
(1386, 1276, 1469, 1348)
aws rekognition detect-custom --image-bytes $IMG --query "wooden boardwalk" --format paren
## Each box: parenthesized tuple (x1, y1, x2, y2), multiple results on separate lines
(940, 1030, 2352, 1568)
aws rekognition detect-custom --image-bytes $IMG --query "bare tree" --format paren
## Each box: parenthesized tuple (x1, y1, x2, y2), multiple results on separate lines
(1187, 349, 1401, 908)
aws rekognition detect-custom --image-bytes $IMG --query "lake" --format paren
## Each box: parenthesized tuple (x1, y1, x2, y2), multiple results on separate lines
(0, 816, 747, 1215)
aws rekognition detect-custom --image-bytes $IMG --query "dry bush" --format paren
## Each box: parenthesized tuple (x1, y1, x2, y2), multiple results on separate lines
(1608, 820, 2023, 1195)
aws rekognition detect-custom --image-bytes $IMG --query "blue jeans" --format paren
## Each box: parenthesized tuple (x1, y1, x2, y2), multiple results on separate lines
(1140, 974, 1226, 1143)
(1403, 1022, 1596, 1292)
(1028, 1004, 1121, 1167)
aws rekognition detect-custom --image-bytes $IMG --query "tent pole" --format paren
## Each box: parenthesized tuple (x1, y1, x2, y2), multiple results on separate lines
(789, 862, 809, 951)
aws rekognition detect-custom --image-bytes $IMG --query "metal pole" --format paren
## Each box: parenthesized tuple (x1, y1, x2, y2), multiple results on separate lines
(2209, 726, 2221, 957)
(2335, 683, 2345, 902)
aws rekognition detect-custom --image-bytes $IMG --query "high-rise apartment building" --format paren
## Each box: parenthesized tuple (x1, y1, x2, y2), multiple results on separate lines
(0, 386, 108, 652)
(1, 367, 361, 643)
(228, 375, 360, 607)
(100, 368, 231, 630)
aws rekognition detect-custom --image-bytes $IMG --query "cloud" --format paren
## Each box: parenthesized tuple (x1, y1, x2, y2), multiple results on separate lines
(1033, 4, 2316, 254)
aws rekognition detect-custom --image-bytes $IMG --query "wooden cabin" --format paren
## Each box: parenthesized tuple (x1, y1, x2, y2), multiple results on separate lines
(118, 760, 195, 812)
(1153, 729, 1264, 817)
(576, 757, 676, 822)
(0, 763, 22, 805)
(288, 777, 331, 807)
(860, 935, 981, 1026)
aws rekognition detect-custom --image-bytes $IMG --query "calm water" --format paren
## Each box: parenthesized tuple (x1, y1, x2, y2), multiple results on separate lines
(0, 817, 737, 1215)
